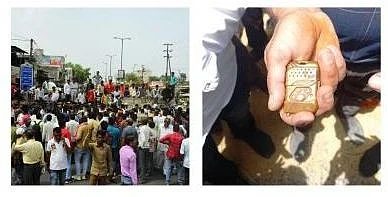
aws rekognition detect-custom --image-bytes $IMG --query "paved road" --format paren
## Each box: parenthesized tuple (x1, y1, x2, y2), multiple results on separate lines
(39, 165, 180, 185)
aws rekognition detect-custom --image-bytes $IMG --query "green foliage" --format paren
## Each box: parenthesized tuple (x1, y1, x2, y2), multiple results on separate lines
(65, 62, 90, 83)
(148, 75, 160, 82)
(160, 74, 168, 82)
(179, 72, 187, 82)
(125, 72, 141, 84)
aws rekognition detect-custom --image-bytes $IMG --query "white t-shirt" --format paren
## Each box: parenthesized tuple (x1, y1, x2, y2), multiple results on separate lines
(64, 83, 71, 95)
(66, 120, 79, 142)
(180, 138, 189, 168)
(46, 138, 70, 170)
(77, 93, 85, 104)
(42, 121, 56, 142)
(138, 125, 153, 149)
(51, 92, 59, 102)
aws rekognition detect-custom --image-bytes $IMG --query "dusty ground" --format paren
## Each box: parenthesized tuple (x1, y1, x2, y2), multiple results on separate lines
(212, 88, 380, 185)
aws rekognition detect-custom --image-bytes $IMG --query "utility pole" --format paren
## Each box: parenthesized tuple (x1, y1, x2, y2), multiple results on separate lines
(163, 43, 173, 82)
(113, 36, 131, 80)
(106, 54, 116, 80)
(30, 39, 33, 61)
(140, 65, 145, 83)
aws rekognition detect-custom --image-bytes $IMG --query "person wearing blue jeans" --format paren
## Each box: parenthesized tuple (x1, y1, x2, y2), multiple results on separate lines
(65, 152, 72, 183)
(164, 158, 184, 185)
(74, 147, 90, 181)
(50, 169, 66, 185)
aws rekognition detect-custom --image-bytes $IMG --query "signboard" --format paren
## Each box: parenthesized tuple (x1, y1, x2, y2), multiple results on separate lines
(41, 56, 65, 68)
(117, 69, 125, 79)
(20, 63, 33, 91)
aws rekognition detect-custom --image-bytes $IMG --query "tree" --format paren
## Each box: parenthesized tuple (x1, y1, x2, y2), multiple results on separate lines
(148, 75, 160, 82)
(125, 72, 141, 84)
(160, 74, 168, 82)
(65, 62, 90, 83)
(179, 72, 187, 83)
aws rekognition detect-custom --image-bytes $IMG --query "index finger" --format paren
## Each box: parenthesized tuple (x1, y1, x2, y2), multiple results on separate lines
(264, 41, 291, 111)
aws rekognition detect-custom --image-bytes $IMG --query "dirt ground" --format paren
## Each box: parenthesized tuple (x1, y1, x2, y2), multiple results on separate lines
(212, 88, 380, 185)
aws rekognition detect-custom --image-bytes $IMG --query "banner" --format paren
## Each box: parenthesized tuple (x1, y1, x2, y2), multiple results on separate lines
(41, 56, 65, 68)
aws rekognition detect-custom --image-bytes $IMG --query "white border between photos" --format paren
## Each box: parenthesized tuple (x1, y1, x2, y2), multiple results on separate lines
(1, 0, 386, 196)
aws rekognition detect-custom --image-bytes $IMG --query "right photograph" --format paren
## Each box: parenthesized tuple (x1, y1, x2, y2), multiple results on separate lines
(202, 8, 380, 185)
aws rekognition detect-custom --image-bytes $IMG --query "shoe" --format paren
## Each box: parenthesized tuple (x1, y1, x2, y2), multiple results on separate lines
(336, 102, 365, 144)
(289, 127, 309, 162)
(239, 129, 275, 159)
(81, 175, 87, 180)
(359, 141, 380, 177)
(228, 113, 275, 159)
(64, 179, 72, 184)
(341, 116, 365, 145)
(72, 175, 81, 181)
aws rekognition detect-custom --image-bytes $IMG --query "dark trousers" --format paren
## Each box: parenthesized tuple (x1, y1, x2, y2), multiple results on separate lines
(112, 147, 120, 175)
(139, 147, 152, 182)
(184, 167, 189, 185)
(65, 94, 71, 102)
(23, 163, 41, 185)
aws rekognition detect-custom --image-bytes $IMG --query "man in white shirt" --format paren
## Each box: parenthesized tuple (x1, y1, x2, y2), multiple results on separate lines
(180, 135, 189, 185)
(34, 86, 41, 101)
(64, 80, 71, 102)
(157, 118, 173, 175)
(70, 80, 79, 102)
(46, 127, 71, 185)
(42, 114, 56, 150)
(51, 87, 60, 103)
(77, 91, 86, 104)
(138, 119, 154, 183)
(66, 114, 79, 144)
(65, 113, 79, 183)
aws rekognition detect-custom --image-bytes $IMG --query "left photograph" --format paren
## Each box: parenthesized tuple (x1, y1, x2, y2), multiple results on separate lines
(11, 8, 189, 185)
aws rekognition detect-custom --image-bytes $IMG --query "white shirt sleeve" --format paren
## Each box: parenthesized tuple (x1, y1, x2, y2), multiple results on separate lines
(202, 8, 246, 54)
(180, 139, 185, 155)
(201, 8, 244, 143)
(201, 8, 245, 92)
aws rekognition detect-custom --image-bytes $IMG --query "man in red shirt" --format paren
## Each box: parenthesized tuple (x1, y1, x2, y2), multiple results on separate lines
(159, 124, 184, 185)
(104, 79, 115, 95)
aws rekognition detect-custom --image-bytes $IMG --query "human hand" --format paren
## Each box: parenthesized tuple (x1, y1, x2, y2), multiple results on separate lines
(368, 72, 380, 92)
(264, 8, 346, 127)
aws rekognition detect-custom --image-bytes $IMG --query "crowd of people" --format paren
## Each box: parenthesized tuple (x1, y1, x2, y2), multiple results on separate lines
(11, 73, 189, 186)
(26, 76, 170, 108)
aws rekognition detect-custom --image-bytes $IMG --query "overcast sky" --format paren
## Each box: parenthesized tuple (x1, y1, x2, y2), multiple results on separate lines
(11, 8, 189, 78)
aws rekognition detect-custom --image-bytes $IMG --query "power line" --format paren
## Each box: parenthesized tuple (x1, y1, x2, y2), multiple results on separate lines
(11, 38, 29, 41)
(11, 33, 29, 40)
